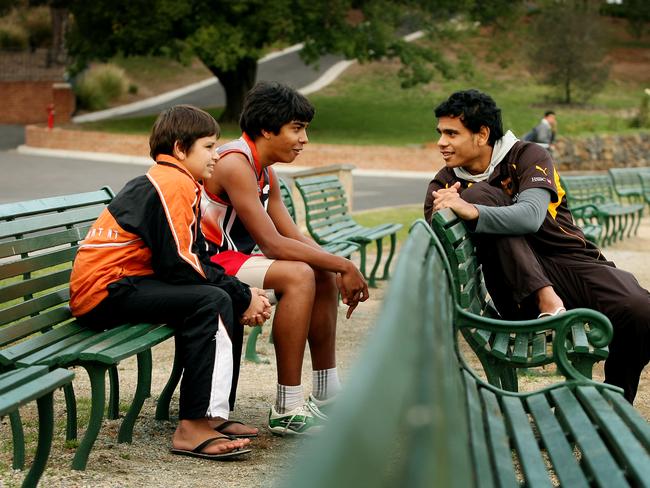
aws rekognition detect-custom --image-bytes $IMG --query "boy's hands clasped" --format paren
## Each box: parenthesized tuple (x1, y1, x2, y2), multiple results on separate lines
(337, 263, 370, 319)
(241, 287, 272, 326)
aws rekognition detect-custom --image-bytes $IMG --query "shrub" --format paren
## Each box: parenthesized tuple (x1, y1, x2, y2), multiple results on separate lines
(75, 63, 129, 111)
(0, 23, 28, 49)
(23, 6, 51, 49)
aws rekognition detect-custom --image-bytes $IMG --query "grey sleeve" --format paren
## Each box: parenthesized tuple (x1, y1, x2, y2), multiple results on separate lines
(473, 188, 551, 235)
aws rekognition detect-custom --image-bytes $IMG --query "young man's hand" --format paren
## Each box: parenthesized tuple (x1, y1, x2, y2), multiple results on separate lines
(241, 288, 272, 326)
(336, 264, 369, 319)
(432, 182, 479, 221)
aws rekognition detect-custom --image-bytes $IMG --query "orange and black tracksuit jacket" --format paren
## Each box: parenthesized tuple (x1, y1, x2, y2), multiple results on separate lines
(69, 155, 251, 318)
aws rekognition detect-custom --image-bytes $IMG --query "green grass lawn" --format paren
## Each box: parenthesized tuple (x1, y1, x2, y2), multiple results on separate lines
(353, 204, 423, 244)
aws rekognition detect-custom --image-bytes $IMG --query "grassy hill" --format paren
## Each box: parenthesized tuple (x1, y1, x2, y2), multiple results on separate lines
(76, 16, 650, 146)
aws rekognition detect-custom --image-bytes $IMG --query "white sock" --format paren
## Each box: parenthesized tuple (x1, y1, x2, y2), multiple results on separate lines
(275, 384, 303, 414)
(312, 367, 341, 401)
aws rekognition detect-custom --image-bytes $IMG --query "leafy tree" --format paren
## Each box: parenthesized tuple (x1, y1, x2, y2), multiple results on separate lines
(65, 0, 474, 122)
(527, 1, 609, 104)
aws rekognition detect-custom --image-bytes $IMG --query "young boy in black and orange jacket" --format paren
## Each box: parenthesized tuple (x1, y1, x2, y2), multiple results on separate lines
(70, 105, 271, 460)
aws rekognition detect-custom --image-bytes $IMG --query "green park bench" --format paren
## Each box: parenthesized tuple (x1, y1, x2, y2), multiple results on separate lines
(430, 208, 610, 391)
(294, 175, 402, 287)
(608, 167, 650, 205)
(244, 177, 360, 363)
(1, 366, 74, 488)
(640, 172, 650, 209)
(0, 189, 183, 470)
(286, 219, 650, 488)
(560, 174, 644, 246)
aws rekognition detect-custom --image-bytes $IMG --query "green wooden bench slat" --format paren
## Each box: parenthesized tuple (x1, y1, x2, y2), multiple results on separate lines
(480, 388, 519, 488)
(531, 332, 547, 362)
(490, 333, 510, 360)
(462, 371, 495, 488)
(0, 288, 69, 327)
(550, 387, 628, 487)
(79, 323, 159, 356)
(16, 329, 98, 367)
(571, 323, 590, 353)
(0, 308, 73, 351)
(511, 333, 530, 364)
(501, 395, 551, 487)
(1, 268, 71, 302)
(0, 365, 49, 394)
(576, 386, 650, 485)
(0, 246, 78, 280)
(0, 188, 113, 220)
(0, 368, 74, 416)
(601, 389, 650, 450)
(470, 328, 492, 348)
(0, 206, 104, 239)
(305, 198, 348, 211)
(0, 322, 81, 364)
(84, 325, 175, 363)
(526, 392, 590, 488)
(0, 225, 91, 259)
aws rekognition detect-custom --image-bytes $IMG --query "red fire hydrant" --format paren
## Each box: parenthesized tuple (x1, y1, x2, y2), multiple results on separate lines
(46, 103, 55, 129)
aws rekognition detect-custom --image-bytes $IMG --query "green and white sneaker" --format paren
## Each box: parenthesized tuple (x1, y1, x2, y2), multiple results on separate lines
(268, 404, 324, 436)
(305, 394, 335, 421)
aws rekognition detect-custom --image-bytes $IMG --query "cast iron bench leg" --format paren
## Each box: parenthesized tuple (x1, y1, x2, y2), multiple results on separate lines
(381, 233, 397, 280)
(107, 366, 120, 420)
(63, 382, 77, 442)
(155, 347, 182, 421)
(23, 393, 55, 488)
(72, 363, 107, 470)
(244, 326, 269, 364)
(10, 410, 25, 470)
(118, 350, 152, 443)
(368, 238, 383, 288)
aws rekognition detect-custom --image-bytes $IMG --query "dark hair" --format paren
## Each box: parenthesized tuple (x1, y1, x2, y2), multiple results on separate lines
(544, 110, 556, 117)
(149, 105, 220, 160)
(239, 81, 315, 138)
(434, 89, 503, 146)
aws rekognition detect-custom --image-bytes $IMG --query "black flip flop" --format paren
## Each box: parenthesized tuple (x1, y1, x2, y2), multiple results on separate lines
(170, 436, 252, 460)
(214, 420, 259, 439)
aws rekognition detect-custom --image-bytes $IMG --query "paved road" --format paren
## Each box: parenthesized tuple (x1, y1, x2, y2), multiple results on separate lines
(110, 52, 344, 118)
(0, 147, 430, 211)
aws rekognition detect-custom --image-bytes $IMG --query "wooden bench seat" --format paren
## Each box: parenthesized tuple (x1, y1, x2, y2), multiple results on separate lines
(560, 174, 644, 246)
(429, 208, 610, 392)
(0, 365, 74, 488)
(286, 220, 650, 488)
(0, 189, 182, 471)
(294, 175, 401, 287)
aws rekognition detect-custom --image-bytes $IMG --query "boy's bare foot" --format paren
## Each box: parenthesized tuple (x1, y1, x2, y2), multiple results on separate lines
(209, 417, 259, 438)
(172, 419, 250, 454)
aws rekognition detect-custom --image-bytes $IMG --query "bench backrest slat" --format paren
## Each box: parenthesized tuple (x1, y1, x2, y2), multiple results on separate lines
(0, 188, 113, 220)
(0, 225, 91, 259)
(0, 307, 72, 349)
(1, 268, 71, 303)
(0, 289, 69, 327)
(0, 205, 103, 239)
(0, 246, 78, 280)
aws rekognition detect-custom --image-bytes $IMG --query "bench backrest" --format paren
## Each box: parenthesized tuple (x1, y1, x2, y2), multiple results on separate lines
(278, 177, 296, 221)
(294, 175, 355, 244)
(0, 188, 114, 350)
(429, 208, 496, 316)
(608, 167, 650, 195)
(285, 220, 474, 487)
(640, 172, 650, 201)
(560, 174, 616, 206)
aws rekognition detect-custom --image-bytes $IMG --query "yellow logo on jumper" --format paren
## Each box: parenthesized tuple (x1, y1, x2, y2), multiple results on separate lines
(535, 165, 549, 176)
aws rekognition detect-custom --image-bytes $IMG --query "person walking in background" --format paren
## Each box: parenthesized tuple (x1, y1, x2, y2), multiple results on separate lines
(523, 110, 557, 150)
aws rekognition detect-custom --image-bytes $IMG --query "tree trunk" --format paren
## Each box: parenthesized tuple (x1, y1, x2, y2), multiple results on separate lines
(208, 57, 258, 124)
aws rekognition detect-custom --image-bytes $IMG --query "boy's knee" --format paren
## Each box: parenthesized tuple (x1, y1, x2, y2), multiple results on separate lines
(284, 262, 316, 291)
(462, 182, 511, 207)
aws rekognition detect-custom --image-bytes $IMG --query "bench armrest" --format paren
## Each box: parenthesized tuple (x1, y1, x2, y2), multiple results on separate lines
(455, 307, 613, 381)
